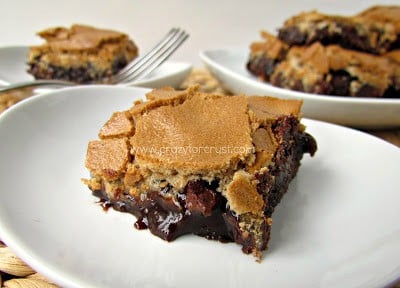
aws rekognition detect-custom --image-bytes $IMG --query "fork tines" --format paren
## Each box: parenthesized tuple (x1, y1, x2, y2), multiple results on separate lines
(114, 27, 189, 84)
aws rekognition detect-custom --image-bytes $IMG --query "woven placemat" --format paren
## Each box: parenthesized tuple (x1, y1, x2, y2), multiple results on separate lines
(0, 68, 399, 288)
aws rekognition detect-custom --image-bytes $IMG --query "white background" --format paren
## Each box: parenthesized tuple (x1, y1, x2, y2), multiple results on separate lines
(0, 0, 398, 65)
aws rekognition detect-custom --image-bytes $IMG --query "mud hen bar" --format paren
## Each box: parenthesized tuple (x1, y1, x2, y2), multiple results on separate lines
(27, 24, 138, 83)
(247, 32, 400, 98)
(277, 6, 400, 54)
(83, 86, 317, 259)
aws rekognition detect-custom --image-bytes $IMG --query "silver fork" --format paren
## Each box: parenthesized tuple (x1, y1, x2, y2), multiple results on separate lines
(0, 27, 189, 93)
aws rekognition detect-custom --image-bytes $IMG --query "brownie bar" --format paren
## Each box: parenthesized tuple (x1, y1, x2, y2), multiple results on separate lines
(83, 86, 317, 259)
(247, 33, 400, 97)
(92, 115, 316, 255)
(27, 24, 138, 83)
(277, 7, 400, 54)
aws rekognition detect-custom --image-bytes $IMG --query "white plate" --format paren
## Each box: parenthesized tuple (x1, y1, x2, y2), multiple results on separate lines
(0, 86, 400, 288)
(0, 46, 192, 88)
(200, 48, 400, 129)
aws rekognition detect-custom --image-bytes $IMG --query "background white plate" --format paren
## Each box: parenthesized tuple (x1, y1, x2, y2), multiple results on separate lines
(0, 86, 399, 288)
(0, 46, 192, 88)
(200, 48, 400, 129)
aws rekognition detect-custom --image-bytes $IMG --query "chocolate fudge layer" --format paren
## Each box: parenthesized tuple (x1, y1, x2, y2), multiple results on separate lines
(83, 86, 317, 259)
(27, 24, 138, 83)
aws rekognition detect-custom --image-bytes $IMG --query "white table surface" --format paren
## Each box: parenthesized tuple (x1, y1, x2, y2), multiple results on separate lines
(0, 0, 398, 65)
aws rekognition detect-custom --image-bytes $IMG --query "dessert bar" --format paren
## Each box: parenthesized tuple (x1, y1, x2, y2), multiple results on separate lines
(83, 86, 317, 259)
(27, 24, 138, 83)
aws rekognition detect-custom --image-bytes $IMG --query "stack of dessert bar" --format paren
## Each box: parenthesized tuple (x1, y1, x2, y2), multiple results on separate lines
(247, 5, 400, 98)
